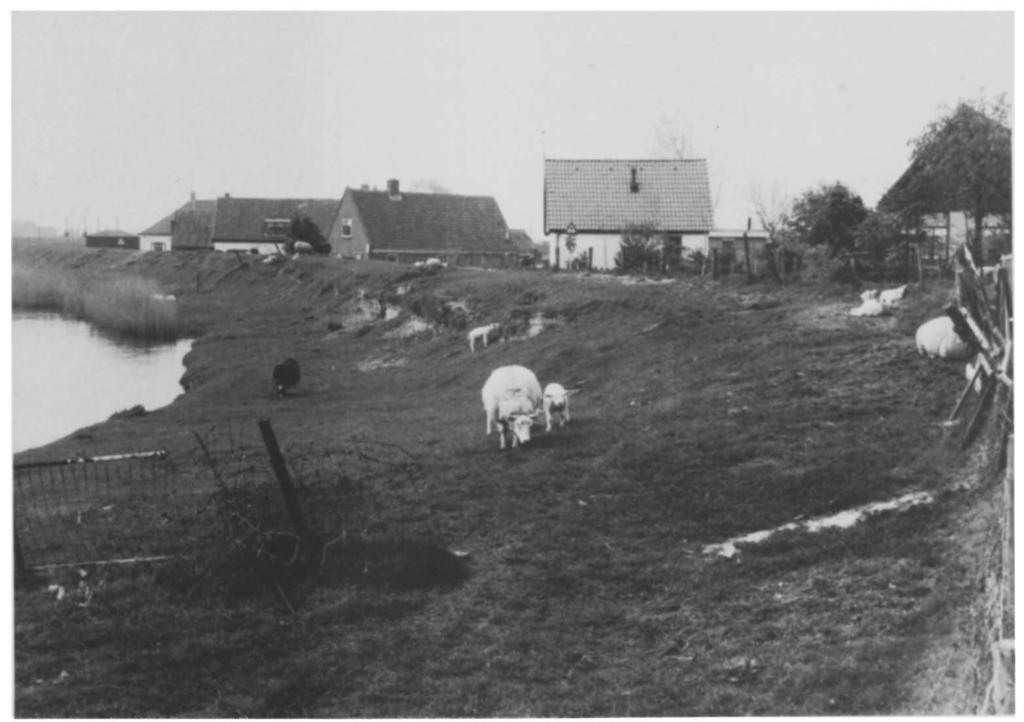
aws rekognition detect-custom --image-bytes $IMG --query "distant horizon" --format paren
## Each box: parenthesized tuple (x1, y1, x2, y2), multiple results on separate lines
(12, 11, 1014, 240)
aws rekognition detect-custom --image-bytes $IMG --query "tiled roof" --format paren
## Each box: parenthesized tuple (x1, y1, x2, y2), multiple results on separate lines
(139, 211, 175, 236)
(349, 189, 511, 252)
(212, 198, 342, 242)
(172, 200, 218, 249)
(544, 159, 713, 233)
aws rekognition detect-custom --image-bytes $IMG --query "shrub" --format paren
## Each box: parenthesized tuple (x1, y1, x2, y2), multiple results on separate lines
(615, 223, 662, 273)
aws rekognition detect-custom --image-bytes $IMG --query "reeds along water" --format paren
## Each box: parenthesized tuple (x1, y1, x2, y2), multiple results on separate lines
(12, 265, 180, 341)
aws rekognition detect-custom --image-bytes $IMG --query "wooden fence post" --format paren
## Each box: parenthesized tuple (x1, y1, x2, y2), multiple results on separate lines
(257, 419, 308, 537)
(712, 249, 719, 280)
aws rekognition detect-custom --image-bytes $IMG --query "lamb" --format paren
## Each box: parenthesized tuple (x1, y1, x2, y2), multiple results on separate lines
(542, 382, 576, 432)
(915, 314, 972, 360)
(272, 358, 301, 396)
(481, 365, 543, 449)
(467, 323, 501, 353)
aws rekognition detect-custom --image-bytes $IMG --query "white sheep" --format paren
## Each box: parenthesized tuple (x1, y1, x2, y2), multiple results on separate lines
(879, 284, 907, 308)
(860, 289, 881, 303)
(481, 365, 543, 449)
(467, 323, 501, 353)
(915, 315, 972, 360)
(542, 382, 576, 432)
(849, 298, 886, 317)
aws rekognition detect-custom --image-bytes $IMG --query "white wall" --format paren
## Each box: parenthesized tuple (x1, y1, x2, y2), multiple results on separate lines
(549, 232, 711, 269)
(139, 233, 171, 252)
(213, 241, 282, 255)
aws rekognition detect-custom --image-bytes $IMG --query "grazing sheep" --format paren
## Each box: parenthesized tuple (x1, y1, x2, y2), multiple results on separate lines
(468, 323, 501, 353)
(542, 382, 576, 432)
(481, 365, 543, 449)
(273, 358, 301, 396)
(915, 314, 972, 360)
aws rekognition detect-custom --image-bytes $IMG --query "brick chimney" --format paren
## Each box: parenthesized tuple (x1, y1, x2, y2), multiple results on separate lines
(387, 179, 401, 200)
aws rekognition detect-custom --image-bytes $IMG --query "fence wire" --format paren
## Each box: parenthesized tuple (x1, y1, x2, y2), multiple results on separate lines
(14, 451, 204, 570)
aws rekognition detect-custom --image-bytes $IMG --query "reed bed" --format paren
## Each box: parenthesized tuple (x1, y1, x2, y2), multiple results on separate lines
(12, 264, 180, 340)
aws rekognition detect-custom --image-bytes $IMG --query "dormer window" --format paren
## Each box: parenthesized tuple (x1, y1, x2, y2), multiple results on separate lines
(630, 167, 639, 193)
(263, 218, 291, 236)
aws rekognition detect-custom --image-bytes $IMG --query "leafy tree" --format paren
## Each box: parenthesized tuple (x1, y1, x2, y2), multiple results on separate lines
(289, 216, 331, 255)
(906, 96, 1011, 259)
(852, 210, 907, 279)
(789, 182, 868, 255)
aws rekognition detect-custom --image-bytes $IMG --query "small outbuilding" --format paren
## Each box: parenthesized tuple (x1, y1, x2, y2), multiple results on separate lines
(85, 230, 140, 250)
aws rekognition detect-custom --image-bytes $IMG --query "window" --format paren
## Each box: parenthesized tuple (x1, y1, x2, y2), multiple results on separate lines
(340, 217, 353, 238)
(263, 218, 291, 236)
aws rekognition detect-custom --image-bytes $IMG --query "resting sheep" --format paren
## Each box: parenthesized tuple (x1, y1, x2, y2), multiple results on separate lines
(468, 323, 501, 353)
(915, 314, 972, 360)
(273, 358, 301, 396)
(849, 298, 886, 317)
(542, 383, 576, 432)
(878, 284, 907, 308)
(481, 365, 543, 449)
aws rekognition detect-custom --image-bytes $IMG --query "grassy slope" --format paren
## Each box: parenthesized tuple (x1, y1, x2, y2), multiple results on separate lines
(12, 242, 1005, 716)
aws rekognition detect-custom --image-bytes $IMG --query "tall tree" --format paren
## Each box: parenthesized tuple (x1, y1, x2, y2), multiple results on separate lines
(289, 216, 331, 255)
(789, 182, 868, 254)
(907, 96, 1012, 258)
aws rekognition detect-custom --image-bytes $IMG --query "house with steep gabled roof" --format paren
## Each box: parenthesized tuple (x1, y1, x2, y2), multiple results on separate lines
(138, 211, 174, 252)
(135, 193, 217, 251)
(334, 179, 521, 268)
(210, 196, 343, 255)
(543, 158, 714, 270)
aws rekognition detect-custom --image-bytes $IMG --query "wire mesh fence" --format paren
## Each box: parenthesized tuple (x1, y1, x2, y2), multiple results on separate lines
(14, 451, 204, 571)
(14, 419, 439, 593)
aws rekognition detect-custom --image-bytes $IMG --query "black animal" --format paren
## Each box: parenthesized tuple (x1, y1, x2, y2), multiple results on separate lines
(273, 358, 301, 396)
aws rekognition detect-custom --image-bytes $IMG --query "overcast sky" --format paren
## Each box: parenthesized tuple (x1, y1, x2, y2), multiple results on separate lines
(11, 11, 1013, 238)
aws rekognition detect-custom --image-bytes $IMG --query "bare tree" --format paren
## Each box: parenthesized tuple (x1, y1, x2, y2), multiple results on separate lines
(650, 113, 689, 159)
(750, 183, 792, 243)
(409, 179, 453, 194)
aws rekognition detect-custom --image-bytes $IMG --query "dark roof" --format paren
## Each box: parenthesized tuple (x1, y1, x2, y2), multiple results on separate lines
(878, 105, 1012, 216)
(88, 229, 137, 238)
(172, 200, 218, 249)
(211, 197, 342, 242)
(544, 158, 713, 234)
(139, 211, 175, 236)
(348, 189, 510, 252)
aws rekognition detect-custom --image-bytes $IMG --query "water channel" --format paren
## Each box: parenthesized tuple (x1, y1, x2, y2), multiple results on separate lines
(12, 312, 193, 454)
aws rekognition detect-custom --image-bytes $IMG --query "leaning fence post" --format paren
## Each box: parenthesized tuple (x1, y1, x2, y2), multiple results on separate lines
(257, 419, 307, 538)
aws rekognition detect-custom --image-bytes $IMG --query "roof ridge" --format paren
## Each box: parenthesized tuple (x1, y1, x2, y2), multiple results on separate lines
(545, 158, 707, 163)
(349, 187, 497, 201)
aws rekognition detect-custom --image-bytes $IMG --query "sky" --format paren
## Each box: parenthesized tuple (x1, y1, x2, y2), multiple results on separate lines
(10, 11, 1014, 239)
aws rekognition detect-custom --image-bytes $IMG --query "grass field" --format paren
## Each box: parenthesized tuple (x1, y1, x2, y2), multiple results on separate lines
(12, 241, 1009, 716)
